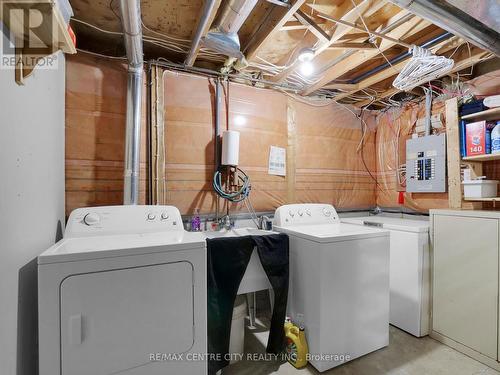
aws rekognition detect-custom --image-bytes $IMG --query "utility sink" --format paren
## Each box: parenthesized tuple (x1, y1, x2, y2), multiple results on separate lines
(203, 227, 273, 239)
(204, 227, 273, 294)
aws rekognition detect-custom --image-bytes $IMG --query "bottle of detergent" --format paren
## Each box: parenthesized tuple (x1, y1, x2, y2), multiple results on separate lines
(492, 121, 500, 154)
(190, 208, 201, 231)
(285, 322, 308, 369)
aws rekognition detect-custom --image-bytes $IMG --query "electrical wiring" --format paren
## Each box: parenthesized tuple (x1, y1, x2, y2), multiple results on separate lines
(76, 48, 127, 60)
(141, 21, 191, 43)
(349, 0, 399, 76)
(357, 108, 382, 190)
(72, 18, 227, 60)
(72, 18, 123, 35)
(278, 86, 381, 188)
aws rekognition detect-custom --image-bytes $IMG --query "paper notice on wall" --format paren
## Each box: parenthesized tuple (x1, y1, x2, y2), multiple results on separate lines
(268, 146, 286, 176)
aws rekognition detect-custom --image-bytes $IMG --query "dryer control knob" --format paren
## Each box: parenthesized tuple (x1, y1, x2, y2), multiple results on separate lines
(298, 209, 303, 216)
(288, 210, 295, 217)
(147, 213, 156, 221)
(161, 212, 169, 220)
(322, 207, 332, 217)
(83, 213, 100, 226)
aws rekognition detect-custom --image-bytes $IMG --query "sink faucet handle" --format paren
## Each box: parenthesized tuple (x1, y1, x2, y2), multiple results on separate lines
(259, 215, 272, 230)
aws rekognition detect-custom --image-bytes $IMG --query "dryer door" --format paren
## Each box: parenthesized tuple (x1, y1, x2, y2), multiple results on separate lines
(60, 261, 194, 375)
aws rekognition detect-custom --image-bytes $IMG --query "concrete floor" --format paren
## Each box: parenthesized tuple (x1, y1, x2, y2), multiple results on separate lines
(224, 318, 499, 375)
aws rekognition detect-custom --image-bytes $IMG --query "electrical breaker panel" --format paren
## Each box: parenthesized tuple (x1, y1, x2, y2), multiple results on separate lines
(406, 133, 446, 193)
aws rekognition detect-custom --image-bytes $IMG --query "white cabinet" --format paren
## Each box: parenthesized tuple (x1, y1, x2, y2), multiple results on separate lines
(431, 210, 500, 370)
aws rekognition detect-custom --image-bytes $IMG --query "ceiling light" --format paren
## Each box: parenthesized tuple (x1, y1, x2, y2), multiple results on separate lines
(300, 61, 314, 77)
(298, 47, 314, 62)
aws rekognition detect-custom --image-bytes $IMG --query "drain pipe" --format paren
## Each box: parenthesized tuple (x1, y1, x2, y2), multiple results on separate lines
(119, 0, 143, 205)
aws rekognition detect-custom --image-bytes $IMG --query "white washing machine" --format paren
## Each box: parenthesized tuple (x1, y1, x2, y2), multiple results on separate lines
(38, 205, 207, 375)
(341, 216, 430, 337)
(273, 204, 390, 372)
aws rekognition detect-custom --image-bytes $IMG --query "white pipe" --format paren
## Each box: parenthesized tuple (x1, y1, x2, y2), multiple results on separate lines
(119, 0, 143, 205)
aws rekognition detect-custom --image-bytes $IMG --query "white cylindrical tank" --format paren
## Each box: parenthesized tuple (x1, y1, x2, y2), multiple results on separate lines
(221, 130, 239, 166)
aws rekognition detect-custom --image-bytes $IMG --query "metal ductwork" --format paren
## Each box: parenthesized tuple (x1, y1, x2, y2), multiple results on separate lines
(387, 0, 500, 56)
(119, 0, 143, 205)
(202, 0, 258, 59)
(185, 0, 221, 66)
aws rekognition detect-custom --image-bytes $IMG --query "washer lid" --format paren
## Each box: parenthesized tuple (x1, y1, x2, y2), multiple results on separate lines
(274, 223, 388, 243)
(341, 216, 429, 233)
(38, 231, 206, 264)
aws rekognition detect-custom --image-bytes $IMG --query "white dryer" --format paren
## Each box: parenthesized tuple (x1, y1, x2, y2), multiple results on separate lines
(341, 216, 430, 337)
(273, 204, 390, 372)
(38, 205, 207, 375)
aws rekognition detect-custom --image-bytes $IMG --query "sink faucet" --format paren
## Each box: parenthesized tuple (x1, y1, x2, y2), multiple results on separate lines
(219, 215, 233, 230)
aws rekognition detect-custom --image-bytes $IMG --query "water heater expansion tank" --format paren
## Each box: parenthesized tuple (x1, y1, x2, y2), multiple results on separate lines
(221, 130, 240, 166)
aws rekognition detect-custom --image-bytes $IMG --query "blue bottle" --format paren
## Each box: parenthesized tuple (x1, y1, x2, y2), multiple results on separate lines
(486, 128, 492, 154)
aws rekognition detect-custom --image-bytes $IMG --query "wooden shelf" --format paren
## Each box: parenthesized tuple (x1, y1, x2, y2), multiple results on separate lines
(464, 197, 500, 202)
(462, 153, 500, 162)
(461, 107, 500, 122)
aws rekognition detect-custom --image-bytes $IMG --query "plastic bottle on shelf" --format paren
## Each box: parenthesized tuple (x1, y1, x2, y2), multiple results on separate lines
(486, 126, 492, 154)
(491, 121, 500, 154)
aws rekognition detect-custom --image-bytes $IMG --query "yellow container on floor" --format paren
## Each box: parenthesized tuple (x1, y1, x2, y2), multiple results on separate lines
(285, 322, 308, 369)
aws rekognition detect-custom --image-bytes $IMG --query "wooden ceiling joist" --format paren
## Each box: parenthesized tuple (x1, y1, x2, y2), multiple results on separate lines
(313, 8, 412, 49)
(270, 0, 384, 83)
(302, 12, 430, 95)
(333, 36, 467, 102)
(281, 20, 326, 31)
(338, 32, 370, 41)
(356, 47, 493, 107)
(243, 0, 307, 62)
(326, 42, 376, 50)
(294, 9, 330, 42)
(323, 83, 359, 90)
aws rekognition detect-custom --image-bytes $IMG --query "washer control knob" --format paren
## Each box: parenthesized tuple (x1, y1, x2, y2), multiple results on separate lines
(288, 210, 295, 217)
(298, 209, 303, 217)
(147, 213, 156, 221)
(322, 207, 332, 217)
(306, 209, 311, 216)
(161, 212, 169, 220)
(83, 213, 100, 226)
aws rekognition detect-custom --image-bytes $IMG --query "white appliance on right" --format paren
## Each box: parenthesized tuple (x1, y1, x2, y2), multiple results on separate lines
(341, 215, 430, 337)
(274, 204, 390, 372)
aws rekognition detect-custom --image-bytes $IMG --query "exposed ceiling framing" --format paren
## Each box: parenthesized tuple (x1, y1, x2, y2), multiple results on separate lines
(69, 0, 498, 108)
